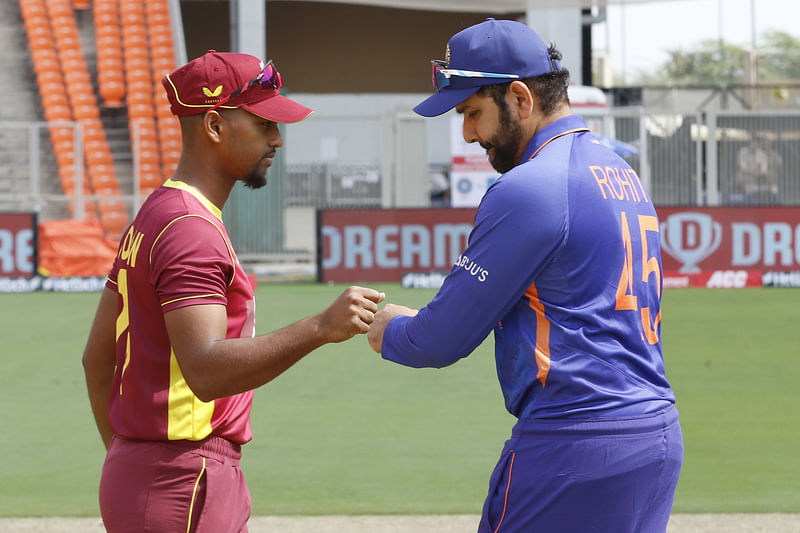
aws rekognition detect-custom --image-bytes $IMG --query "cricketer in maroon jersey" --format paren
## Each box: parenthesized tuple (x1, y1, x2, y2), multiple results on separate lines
(82, 51, 384, 533)
(106, 178, 255, 444)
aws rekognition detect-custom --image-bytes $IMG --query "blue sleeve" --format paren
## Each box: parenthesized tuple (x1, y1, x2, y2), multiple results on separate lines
(381, 163, 568, 368)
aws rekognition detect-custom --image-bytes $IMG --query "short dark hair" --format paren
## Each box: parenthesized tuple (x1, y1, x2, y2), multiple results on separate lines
(477, 44, 570, 115)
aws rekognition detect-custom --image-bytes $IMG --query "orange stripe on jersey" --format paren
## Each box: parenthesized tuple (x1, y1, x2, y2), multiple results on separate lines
(524, 281, 551, 387)
(529, 128, 591, 160)
(493, 451, 516, 533)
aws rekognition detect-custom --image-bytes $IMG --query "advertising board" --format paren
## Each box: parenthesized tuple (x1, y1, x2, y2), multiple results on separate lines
(319, 206, 800, 288)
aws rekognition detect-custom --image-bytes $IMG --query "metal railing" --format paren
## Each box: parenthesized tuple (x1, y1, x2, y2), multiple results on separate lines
(3, 109, 800, 259)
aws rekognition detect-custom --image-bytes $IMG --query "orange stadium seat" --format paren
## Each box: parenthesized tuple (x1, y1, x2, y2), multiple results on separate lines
(99, 80, 126, 108)
(89, 160, 116, 177)
(86, 149, 113, 167)
(50, 14, 74, 30)
(130, 116, 156, 132)
(46, 4, 73, 19)
(127, 89, 153, 107)
(97, 196, 126, 213)
(90, 175, 120, 194)
(95, 24, 121, 41)
(73, 104, 100, 120)
(64, 68, 91, 84)
(68, 84, 95, 102)
(29, 33, 55, 51)
(146, 11, 170, 27)
(42, 91, 69, 107)
(120, 11, 145, 27)
(31, 46, 58, 61)
(44, 104, 72, 121)
(128, 102, 154, 120)
(145, 1, 169, 15)
(126, 69, 152, 85)
(20, 2, 47, 18)
(72, 0, 91, 9)
(50, 125, 75, 143)
(93, 0, 117, 14)
(149, 31, 173, 49)
(84, 137, 109, 157)
(139, 172, 165, 191)
(100, 210, 131, 240)
(151, 56, 174, 75)
(123, 32, 149, 49)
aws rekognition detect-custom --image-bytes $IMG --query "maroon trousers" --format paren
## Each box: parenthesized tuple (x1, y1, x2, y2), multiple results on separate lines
(99, 435, 250, 533)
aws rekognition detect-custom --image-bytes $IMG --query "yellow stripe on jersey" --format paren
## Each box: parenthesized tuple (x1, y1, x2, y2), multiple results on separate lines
(117, 269, 132, 394)
(186, 457, 207, 533)
(161, 293, 226, 307)
(163, 179, 222, 221)
(168, 348, 214, 440)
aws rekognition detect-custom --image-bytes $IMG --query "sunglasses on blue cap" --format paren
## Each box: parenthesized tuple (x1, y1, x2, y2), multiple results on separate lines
(431, 60, 520, 92)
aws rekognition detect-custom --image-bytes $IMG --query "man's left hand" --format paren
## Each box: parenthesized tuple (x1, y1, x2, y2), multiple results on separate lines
(368, 303, 418, 353)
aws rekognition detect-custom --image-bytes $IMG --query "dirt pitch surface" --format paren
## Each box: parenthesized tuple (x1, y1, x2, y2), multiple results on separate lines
(1, 514, 798, 532)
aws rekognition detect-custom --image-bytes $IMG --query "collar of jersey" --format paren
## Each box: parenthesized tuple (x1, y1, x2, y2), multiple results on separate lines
(520, 114, 590, 163)
(163, 178, 223, 221)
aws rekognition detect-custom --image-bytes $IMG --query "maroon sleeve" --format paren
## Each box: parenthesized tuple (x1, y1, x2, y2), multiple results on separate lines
(149, 215, 234, 313)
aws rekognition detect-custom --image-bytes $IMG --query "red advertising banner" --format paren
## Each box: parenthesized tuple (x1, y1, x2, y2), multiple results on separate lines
(0, 212, 37, 278)
(318, 207, 800, 288)
(657, 206, 800, 287)
(318, 208, 476, 283)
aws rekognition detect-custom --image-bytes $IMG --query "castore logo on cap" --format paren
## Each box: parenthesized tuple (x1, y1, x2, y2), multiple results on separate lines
(203, 85, 223, 99)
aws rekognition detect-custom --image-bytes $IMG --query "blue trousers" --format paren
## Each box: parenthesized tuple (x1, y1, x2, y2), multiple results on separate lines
(478, 406, 683, 533)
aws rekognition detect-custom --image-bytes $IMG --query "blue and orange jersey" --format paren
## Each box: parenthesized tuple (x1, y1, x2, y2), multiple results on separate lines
(381, 115, 676, 419)
(106, 179, 255, 443)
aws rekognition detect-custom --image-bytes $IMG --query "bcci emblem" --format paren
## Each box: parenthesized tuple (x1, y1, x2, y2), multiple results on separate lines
(660, 213, 722, 273)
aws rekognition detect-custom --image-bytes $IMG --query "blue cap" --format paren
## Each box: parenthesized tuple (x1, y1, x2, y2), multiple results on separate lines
(413, 18, 561, 117)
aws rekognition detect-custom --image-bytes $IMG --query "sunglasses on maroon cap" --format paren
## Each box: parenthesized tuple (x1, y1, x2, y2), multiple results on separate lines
(208, 59, 283, 112)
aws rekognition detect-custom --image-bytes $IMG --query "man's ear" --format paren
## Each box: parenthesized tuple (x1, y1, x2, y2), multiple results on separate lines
(202, 110, 225, 143)
(508, 80, 534, 119)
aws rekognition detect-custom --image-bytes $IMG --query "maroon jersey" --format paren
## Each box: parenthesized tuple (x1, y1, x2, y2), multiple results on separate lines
(106, 179, 255, 444)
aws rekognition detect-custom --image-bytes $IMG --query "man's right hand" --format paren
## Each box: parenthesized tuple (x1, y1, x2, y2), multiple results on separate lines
(317, 286, 386, 343)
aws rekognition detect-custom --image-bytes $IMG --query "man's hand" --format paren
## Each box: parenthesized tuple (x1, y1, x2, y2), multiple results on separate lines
(317, 286, 386, 343)
(368, 303, 418, 354)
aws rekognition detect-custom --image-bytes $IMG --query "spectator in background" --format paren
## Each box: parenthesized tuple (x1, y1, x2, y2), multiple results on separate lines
(429, 167, 451, 206)
(736, 135, 782, 204)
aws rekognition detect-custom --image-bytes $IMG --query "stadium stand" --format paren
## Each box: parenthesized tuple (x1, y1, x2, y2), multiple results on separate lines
(17, 0, 193, 240)
(8, 0, 184, 247)
(20, 0, 131, 239)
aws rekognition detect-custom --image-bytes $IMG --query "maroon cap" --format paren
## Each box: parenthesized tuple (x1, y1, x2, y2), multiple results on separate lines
(161, 50, 313, 123)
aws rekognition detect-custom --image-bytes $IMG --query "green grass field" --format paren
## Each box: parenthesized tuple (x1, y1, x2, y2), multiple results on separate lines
(0, 285, 798, 517)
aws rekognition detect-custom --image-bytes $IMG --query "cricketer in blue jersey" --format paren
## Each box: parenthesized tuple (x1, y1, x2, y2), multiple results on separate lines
(368, 19, 683, 533)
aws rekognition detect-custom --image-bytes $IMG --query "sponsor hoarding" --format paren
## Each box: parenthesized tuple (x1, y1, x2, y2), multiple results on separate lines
(0, 212, 37, 279)
(318, 208, 475, 283)
(659, 207, 800, 273)
(659, 207, 800, 287)
(319, 206, 800, 288)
